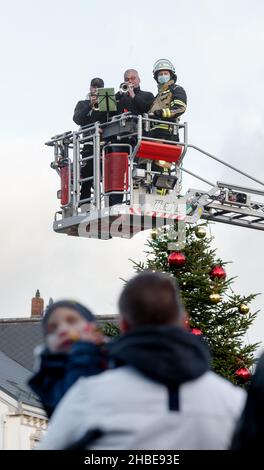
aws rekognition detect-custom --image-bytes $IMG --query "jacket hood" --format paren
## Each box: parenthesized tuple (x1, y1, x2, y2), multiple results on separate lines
(109, 325, 211, 387)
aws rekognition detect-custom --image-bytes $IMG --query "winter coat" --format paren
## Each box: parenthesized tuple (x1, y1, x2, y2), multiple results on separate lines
(73, 99, 108, 127)
(38, 326, 245, 449)
(116, 87, 154, 116)
(28, 341, 106, 418)
(149, 79, 187, 122)
(231, 352, 264, 450)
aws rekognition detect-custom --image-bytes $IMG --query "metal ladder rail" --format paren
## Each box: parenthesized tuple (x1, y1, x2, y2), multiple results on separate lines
(75, 125, 98, 206)
(187, 144, 264, 188)
(201, 210, 264, 231)
(185, 187, 264, 230)
(178, 144, 264, 230)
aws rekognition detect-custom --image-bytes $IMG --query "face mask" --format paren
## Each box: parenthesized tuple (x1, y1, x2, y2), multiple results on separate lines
(158, 75, 170, 84)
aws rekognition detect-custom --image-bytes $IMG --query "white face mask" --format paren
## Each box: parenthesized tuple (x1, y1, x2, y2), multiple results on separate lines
(158, 75, 170, 84)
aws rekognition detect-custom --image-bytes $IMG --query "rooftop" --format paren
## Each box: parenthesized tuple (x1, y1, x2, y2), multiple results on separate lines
(0, 315, 117, 371)
(0, 350, 41, 408)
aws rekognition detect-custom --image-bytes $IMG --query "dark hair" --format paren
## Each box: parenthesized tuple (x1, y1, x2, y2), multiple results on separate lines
(118, 271, 185, 327)
(42, 300, 96, 334)
(90, 77, 104, 88)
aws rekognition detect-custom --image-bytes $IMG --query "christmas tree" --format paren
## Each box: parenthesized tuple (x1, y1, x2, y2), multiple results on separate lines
(131, 224, 260, 386)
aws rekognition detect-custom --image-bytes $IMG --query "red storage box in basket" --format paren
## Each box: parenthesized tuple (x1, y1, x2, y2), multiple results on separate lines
(104, 152, 129, 192)
(136, 140, 182, 164)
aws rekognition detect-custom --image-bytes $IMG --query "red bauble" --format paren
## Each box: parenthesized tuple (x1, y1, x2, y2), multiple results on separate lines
(168, 251, 186, 267)
(235, 367, 251, 382)
(210, 265, 226, 280)
(191, 328, 202, 336)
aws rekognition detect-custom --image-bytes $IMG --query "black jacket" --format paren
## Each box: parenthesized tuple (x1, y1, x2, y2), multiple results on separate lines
(116, 87, 154, 116)
(28, 341, 106, 418)
(231, 353, 264, 450)
(73, 99, 108, 126)
(109, 325, 211, 387)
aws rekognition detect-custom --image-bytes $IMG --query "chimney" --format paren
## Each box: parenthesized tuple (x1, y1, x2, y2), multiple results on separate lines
(31, 290, 44, 317)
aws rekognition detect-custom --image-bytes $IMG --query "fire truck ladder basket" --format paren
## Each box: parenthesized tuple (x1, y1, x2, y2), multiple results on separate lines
(45, 115, 264, 239)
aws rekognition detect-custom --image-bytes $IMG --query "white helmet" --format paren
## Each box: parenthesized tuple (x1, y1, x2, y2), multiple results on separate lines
(153, 59, 176, 80)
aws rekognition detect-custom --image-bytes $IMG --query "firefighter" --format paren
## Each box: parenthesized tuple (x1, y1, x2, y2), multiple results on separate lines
(148, 60, 187, 195)
(148, 59, 187, 142)
(73, 77, 106, 209)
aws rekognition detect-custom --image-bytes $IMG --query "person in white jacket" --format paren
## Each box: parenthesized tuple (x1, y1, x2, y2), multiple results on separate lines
(38, 271, 246, 450)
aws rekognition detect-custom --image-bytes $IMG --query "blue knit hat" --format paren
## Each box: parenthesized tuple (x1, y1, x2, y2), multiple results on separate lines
(42, 300, 96, 334)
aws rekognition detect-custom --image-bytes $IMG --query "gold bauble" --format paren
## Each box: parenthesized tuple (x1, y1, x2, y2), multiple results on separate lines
(150, 228, 158, 240)
(195, 226, 207, 239)
(209, 293, 221, 303)
(150, 229, 158, 240)
(239, 303, 250, 314)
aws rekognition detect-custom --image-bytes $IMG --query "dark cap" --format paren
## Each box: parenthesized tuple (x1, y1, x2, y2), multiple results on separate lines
(42, 300, 96, 335)
(90, 77, 104, 88)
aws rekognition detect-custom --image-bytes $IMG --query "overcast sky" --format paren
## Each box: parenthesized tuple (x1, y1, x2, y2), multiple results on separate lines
(0, 0, 264, 351)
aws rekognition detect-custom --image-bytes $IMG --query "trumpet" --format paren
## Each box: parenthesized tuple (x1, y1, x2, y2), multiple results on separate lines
(88, 91, 99, 111)
(119, 82, 131, 94)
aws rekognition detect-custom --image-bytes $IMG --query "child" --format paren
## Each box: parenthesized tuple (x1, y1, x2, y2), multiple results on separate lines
(28, 300, 106, 418)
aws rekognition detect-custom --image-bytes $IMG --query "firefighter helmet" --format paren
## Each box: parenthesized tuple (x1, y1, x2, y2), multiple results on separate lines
(153, 59, 176, 78)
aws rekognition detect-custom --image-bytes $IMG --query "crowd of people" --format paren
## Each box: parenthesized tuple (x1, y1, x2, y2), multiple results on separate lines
(28, 270, 264, 450)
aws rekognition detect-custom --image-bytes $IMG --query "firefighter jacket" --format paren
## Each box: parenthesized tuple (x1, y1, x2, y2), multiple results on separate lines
(116, 87, 154, 116)
(149, 79, 187, 130)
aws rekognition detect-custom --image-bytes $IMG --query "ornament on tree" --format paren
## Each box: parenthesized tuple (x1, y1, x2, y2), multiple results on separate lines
(195, 226, 206, 239)
(168, 251, 186, 267)
(191, 327, 203, 336)
(239, 303, 250, 314)
(150, 229, 157, 240)
(235, 367, 251, 382)
(209, 293, 222, 303)
(210, 265, 226, 280)
(184, 317, 190, 330)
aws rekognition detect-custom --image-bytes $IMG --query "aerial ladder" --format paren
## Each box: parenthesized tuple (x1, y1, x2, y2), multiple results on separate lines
(46, 114, 264, 240)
